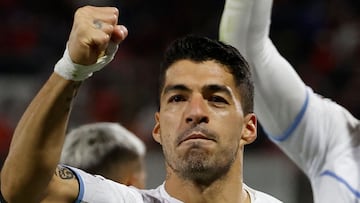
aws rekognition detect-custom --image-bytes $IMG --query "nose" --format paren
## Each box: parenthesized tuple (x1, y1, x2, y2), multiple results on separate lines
(185, 94, 209, 125)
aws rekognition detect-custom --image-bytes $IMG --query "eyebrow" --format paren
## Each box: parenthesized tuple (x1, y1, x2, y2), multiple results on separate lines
(163, 84, 191, 95)
(203, 84, 232, 98)
(163, 84, 232, 97)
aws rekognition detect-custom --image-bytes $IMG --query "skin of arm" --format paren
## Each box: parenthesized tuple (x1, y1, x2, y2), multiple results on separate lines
(1, 73, 81, 203)
(0, 6, 128, 203)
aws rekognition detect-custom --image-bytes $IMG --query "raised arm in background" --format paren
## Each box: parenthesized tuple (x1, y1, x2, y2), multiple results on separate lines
(0, 6, 128, 203)
(220, 0, 360, 202)
(220, 0, 306, 139)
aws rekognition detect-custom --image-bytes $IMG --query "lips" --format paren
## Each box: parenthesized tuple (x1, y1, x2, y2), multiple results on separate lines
(178, 131, 215, 146)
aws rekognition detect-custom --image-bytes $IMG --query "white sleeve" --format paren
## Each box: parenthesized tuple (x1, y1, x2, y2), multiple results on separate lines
(67, 166, 143, 203)
(246, 0, 307, 140)
(219, 0, 313, 170)
(219, 0, 360, 175)
(220, 0, 307, 140)
(219, 0, 253, 59)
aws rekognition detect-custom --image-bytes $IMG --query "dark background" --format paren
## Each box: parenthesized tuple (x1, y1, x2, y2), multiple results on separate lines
(0, 0, 359, 202)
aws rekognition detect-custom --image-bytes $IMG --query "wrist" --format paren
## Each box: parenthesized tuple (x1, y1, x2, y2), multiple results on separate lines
(54, 42, 118, 81)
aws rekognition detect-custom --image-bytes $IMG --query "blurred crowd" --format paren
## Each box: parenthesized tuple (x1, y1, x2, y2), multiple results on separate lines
(0, 0, 359, 173)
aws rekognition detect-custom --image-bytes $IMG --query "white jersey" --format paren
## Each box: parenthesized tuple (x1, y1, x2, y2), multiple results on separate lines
(219, 0, 360, 202)
(69, 167, 282, 203)
(267, 88, 360, 203)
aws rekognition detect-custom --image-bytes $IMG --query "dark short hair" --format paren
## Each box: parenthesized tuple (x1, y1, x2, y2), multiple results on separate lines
(158, 35, 254, 114)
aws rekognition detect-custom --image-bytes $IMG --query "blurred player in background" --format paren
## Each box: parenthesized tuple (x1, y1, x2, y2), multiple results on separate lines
(61, 122, 146, 188)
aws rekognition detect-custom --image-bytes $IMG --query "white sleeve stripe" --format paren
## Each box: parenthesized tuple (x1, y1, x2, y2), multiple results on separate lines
(320, 170, 360, 199)
(265, 88, 309, 142)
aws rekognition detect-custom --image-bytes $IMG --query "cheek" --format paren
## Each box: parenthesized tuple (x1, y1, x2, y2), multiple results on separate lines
(160, 108, 183, 130)
(213, 110, 243, 126)
(214, 112, 243, 138)
(157, 114, 179, 145)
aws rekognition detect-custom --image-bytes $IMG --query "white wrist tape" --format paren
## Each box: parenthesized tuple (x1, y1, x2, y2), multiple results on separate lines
(54, 42, 118, 81)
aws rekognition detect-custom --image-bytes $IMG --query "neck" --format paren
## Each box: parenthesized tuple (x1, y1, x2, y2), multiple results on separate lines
(164, 151, 249, 203)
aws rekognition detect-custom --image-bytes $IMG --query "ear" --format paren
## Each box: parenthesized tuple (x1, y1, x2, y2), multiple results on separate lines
(126, 167, 146, 189)
(126, 173, 139, 188)
(152, 112, 162, 144)
(240, 113, 257, 145)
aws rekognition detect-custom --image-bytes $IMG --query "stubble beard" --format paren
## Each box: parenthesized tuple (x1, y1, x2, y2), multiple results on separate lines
(166, 142, 238, 186)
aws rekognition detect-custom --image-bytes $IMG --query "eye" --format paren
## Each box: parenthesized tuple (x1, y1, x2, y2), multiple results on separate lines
(209, 95, 229, 104)
(168, 95, 186, 103)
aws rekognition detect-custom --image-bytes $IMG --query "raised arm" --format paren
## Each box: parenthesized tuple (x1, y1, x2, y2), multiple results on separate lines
(219, 0, 253, 59)
(220, 0, 306, 140)
(0, 6, 128, 203)
(219, 0, 353, 177)
(247, 0, 307, 140)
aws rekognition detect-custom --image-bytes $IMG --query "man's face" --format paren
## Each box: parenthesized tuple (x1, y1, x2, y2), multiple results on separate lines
(153, 60, 253, 184)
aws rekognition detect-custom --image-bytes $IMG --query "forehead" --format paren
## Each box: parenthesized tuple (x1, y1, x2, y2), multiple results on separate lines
(164, 60, 235, 88)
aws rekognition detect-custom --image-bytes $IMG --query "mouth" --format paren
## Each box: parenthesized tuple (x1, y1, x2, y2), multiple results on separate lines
(178, 132, 216, 146)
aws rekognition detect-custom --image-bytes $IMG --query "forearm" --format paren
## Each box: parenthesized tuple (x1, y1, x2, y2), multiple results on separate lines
(1, 73, 81, 202)
(248, 0, 307, 138)
(0, 5, 128, 202)
(219, 0, 253, 59)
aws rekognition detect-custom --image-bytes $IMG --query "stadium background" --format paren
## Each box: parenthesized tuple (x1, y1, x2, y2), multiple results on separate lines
(1, 0, 359, 202)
